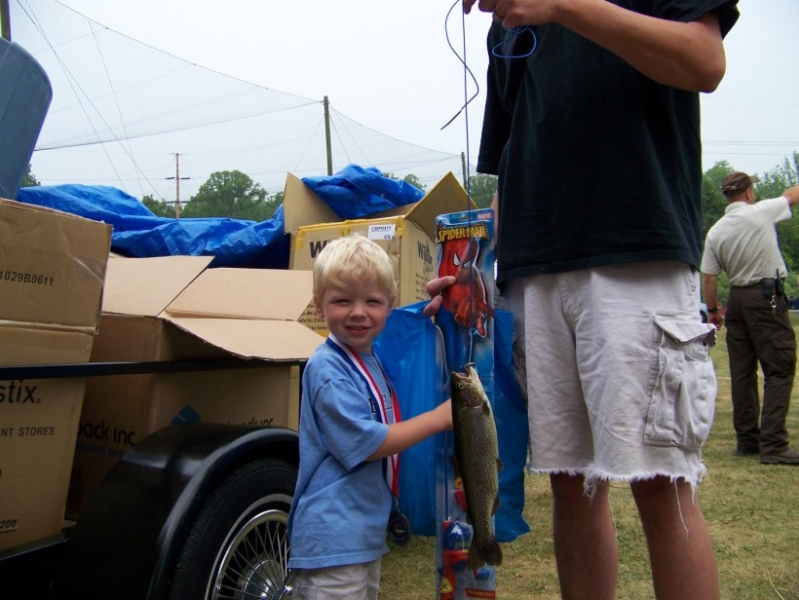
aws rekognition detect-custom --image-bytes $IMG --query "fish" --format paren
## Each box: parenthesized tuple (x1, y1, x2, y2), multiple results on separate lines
(450, 363, 503, 570)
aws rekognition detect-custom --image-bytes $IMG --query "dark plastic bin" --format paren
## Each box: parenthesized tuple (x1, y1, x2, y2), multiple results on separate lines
(0, 37, 52, 199)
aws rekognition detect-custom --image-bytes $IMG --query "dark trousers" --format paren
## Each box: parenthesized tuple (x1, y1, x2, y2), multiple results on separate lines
(725, 286, 797, 454)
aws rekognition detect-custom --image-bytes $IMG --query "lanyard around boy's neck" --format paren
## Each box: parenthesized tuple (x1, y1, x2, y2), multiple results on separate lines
(325, 334, 400, 496)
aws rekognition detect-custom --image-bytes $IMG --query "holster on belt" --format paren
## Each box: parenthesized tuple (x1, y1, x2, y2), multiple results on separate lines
(761, 272, 785, 299)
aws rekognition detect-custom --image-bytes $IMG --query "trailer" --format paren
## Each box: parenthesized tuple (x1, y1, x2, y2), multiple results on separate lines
(0, 358, 303, 600)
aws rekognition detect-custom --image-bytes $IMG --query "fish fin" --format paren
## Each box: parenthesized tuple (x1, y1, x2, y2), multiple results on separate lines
(483, 540, 503, 567)
(467, 545, 483, 571)
(497, 458, 504, 472)
(467, 539, 503, 570)
(491, 495, 501, 516)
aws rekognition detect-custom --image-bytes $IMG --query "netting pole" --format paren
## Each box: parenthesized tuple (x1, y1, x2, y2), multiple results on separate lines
(323, 96, 333, 176)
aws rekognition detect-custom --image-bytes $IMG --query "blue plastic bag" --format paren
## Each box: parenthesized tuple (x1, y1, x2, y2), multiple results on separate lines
(374, 302, 530, 541)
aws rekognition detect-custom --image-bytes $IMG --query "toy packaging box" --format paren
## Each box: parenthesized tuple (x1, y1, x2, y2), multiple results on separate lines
(433, 207, 498, 599)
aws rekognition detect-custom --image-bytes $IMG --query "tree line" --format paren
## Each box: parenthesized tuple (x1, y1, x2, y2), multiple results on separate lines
(22, 151, 799, 304)
(144, 171, 430, 221)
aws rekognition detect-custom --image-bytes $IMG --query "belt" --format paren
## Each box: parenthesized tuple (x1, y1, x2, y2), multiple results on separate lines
(731, 277, 784, 290)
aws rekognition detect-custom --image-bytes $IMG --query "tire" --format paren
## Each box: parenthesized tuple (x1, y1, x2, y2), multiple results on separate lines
(168, 457, 298, 600)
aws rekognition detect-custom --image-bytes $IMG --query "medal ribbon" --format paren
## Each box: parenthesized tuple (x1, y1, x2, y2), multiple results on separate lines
(325, 334, 401, 496)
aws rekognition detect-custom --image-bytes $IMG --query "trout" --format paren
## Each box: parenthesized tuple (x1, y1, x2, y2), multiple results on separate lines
(450, 363, 503, 570)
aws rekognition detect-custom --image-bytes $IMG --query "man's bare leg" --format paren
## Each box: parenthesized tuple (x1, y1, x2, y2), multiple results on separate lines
(551, 473, 617, 600)
(631, 476, 720, 600)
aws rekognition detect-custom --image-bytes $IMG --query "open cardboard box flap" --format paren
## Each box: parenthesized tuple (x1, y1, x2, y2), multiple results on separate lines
(165, 267, 324, 361)
(102, 255, 213, 317)
(99, 255, 323, 362)
(165, 267, 313, 321)
(163, 317, 323, 361)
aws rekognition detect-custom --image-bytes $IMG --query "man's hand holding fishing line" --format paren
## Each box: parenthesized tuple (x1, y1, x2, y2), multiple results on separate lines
(465, 0, 727, 93)
(464, 0, 557, 28)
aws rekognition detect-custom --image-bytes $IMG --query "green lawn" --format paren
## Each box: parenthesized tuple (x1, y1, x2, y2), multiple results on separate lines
(380, 318, 799, 599)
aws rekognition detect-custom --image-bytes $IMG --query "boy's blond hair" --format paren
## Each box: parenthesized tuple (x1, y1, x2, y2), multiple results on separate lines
(313, 234, 397, 300)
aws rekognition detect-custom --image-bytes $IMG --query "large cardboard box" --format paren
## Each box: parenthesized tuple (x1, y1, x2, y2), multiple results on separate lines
(283, 171, 473, 334)
(0, 199, 111, 551)
(69, 256, 324, 516)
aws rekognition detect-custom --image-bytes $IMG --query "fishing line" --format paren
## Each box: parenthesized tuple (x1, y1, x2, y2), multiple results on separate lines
(491, 24, 537, 59)
(441, 8, 539, 130)
(440, 0, 479, 133)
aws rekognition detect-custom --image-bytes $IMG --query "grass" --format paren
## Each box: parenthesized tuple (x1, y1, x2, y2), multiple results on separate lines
(380, 316, 799, 599)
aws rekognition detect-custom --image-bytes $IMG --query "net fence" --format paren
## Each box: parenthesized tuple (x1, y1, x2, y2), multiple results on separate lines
(10, 0, 469, 203)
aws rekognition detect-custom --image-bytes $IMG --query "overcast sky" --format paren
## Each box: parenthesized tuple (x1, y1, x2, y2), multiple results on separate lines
(37, 0, 799, 179)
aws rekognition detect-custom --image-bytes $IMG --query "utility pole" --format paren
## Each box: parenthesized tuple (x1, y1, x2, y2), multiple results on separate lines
(1, 0, 11, 41)
(165, 153, 190, 218)
(323, 96, 333, 176)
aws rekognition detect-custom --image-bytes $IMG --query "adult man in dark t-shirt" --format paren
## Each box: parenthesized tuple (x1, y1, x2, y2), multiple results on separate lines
(433, 1, 741, 599)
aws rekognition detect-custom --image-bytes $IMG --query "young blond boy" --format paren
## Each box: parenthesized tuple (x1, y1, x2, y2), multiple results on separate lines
(288, 235, 452, 600)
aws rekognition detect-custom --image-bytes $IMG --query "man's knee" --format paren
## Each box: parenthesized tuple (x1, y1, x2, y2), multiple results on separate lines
(551, 473, 610, 510)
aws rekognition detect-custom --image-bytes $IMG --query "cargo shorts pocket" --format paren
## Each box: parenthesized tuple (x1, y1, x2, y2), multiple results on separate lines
(644, 315, 717, 451)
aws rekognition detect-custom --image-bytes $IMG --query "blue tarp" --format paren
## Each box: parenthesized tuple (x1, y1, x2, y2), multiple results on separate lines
(16, 183, 291, 269)
(15, 164, 423, 269)
(302, 164, 424, 218)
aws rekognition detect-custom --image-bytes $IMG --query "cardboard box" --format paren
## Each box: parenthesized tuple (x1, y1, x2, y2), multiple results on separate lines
(283, 171, 474, 334)
(0, 199, 111, 551)
(69, 256, 324, 516)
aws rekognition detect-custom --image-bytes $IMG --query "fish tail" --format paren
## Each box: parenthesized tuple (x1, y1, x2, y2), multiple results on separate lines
(467, 539, 503, 570)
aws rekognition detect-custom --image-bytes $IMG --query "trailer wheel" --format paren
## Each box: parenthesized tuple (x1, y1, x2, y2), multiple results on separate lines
(168, 457, 297, 600)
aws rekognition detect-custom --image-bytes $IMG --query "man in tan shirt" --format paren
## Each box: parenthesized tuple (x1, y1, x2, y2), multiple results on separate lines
(701, 171, 799, 464)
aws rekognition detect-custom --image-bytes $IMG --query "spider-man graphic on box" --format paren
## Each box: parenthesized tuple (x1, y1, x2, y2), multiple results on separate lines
(436, 213, 494, 337)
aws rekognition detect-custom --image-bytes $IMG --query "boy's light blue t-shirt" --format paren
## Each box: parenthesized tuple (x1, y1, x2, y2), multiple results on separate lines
(288, 342, 393, 570)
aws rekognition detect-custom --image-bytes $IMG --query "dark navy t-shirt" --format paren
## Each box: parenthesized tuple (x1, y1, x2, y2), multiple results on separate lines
(477, 0, 740, 285)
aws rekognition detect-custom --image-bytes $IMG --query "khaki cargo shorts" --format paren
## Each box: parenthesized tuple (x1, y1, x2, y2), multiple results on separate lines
(504, 262, 717, 488)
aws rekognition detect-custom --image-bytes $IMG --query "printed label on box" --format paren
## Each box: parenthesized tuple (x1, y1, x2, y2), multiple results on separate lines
(367, 223, 397, 240)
